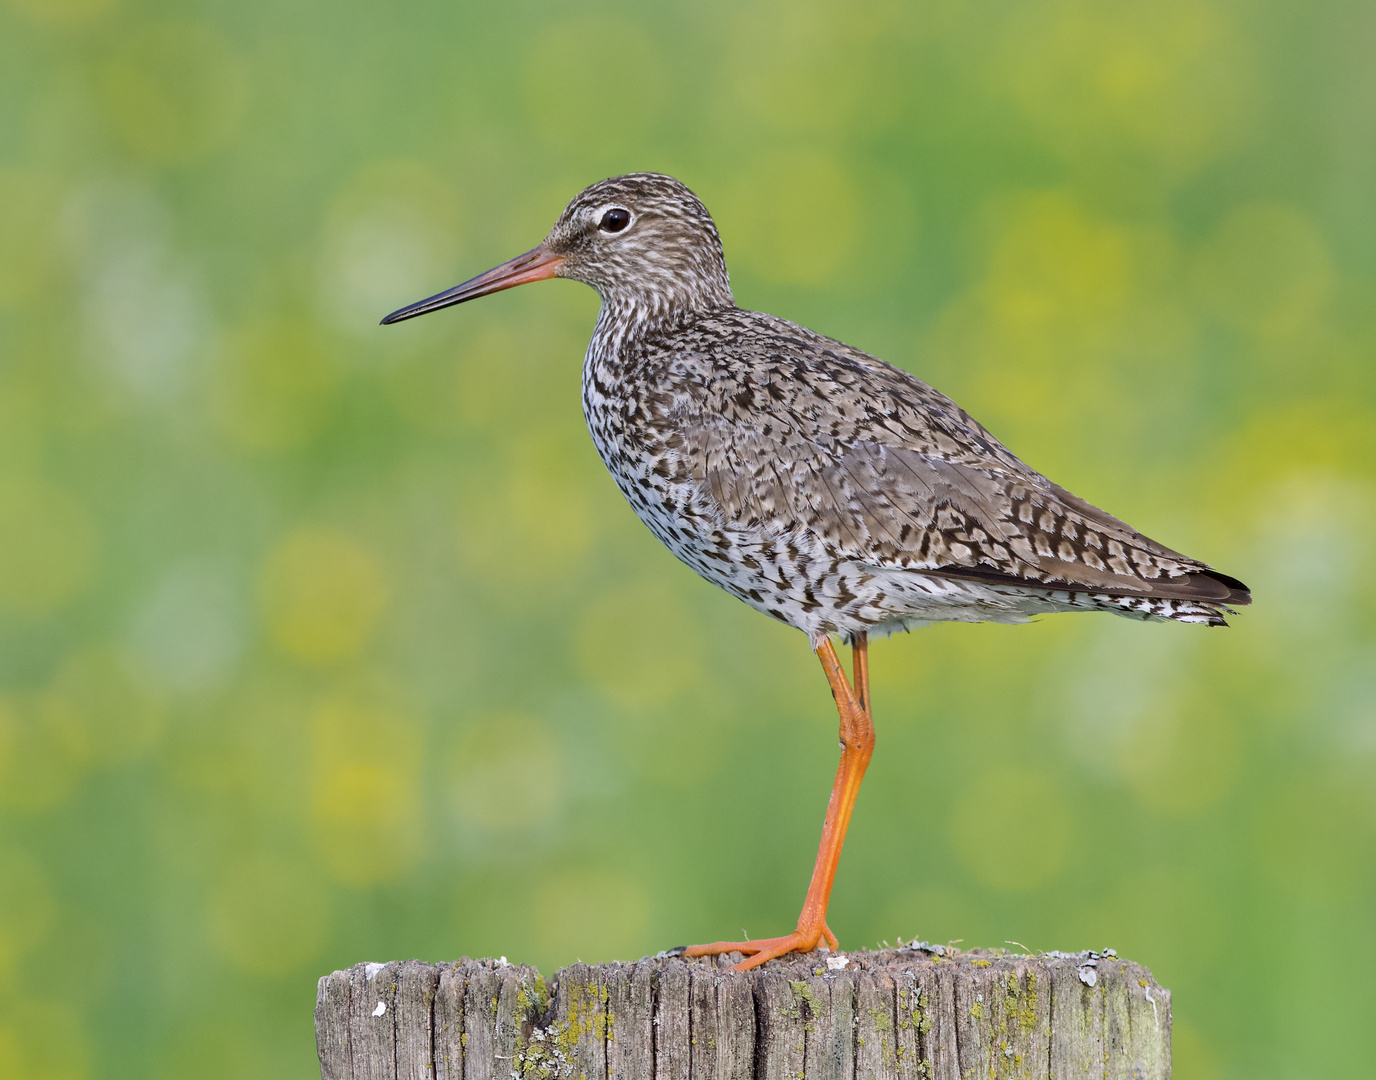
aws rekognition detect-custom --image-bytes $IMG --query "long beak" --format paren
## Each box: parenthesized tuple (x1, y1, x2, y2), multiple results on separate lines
(380, 245, 565, 325)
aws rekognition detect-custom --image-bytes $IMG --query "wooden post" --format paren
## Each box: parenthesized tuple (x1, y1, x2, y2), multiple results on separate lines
(315, 946, 1169, 1079)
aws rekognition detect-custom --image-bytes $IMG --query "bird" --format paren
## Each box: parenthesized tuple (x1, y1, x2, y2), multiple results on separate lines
(381, 172, 1250, 971)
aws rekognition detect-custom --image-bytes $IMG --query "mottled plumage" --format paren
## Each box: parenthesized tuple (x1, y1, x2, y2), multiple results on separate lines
(531, 173, 1249, 645)
(382, 171, 1250, 969)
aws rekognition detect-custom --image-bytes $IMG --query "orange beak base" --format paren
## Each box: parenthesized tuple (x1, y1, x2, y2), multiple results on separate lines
(380, 245, 565, 325)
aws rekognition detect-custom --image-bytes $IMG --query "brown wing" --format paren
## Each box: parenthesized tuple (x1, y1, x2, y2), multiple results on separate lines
(666, 317, 1248, 607)
(690, 421, 1246, 604)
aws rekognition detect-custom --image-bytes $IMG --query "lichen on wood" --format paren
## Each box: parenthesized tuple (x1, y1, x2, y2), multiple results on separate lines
(315, 947, 1170, 1080)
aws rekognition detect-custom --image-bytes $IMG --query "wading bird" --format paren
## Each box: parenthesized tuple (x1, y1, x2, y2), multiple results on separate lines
(382, 173, 1249, 971)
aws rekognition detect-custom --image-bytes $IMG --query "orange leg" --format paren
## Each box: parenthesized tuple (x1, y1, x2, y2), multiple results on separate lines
(683, 632, 875, 971)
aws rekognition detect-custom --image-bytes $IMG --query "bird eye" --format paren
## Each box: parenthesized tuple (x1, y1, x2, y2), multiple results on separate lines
(599, 208, 631, 233)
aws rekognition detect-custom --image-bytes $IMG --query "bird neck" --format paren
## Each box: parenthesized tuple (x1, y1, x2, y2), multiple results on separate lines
(590, 282, 733, 355)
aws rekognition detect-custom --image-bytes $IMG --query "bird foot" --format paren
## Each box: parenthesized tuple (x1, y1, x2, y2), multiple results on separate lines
(681, 922, 839, 971)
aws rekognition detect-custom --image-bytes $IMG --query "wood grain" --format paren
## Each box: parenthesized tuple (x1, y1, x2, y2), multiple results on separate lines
(316, 947, 1169, 1079)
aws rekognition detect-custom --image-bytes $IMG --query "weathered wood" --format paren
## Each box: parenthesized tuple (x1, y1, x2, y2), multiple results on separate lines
(316, 947, 1170, 1079)
(397, 959, 440, 1080)
(433, 962, 464, 1080)
(608, 959, 656, 1080)
(655, 955, 692, 1080)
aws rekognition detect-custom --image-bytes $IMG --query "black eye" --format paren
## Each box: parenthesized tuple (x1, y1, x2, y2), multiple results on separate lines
(599, 208, 631, 233)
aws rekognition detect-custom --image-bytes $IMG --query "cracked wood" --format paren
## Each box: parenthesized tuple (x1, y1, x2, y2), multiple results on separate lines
(315, 947, 1169, 1080)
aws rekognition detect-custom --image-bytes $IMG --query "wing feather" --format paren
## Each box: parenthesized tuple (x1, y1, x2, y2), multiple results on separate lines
(647, 311, 1250, 608)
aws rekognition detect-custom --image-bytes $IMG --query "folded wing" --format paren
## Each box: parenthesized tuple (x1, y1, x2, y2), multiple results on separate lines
(669, 322, 1249, 609)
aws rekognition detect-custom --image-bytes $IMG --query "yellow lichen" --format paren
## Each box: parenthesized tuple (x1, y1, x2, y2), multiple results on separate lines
(552, 978, 612, 1062)
(1003, 971, 1039, 1034)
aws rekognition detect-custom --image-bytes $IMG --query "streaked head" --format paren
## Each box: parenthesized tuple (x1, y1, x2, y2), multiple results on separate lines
(381, 172, 733, 326)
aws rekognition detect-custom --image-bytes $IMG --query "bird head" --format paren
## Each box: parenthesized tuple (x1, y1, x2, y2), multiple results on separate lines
(381, 172, 733, 326)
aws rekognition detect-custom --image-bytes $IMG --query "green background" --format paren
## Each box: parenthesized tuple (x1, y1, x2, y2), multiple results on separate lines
(1, 1, 1373, 1077)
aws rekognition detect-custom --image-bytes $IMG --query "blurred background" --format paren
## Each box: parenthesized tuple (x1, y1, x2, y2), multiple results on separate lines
(1, 1, 1373, 1077)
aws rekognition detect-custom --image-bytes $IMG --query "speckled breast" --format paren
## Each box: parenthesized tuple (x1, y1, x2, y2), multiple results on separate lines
(580, 353, 909, 642)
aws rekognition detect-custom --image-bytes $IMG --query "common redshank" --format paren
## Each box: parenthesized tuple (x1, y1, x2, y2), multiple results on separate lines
(382, 173, 1250, 971)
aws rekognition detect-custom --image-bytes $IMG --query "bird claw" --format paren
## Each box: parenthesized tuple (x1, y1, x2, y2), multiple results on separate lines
(680, 922, 839, 971)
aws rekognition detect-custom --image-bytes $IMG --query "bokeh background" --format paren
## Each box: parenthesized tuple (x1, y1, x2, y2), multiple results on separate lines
(1, 1, 1373, 1077)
